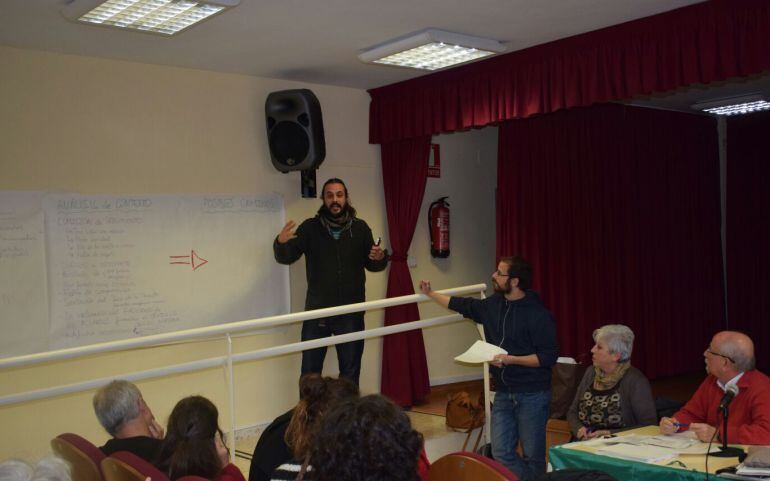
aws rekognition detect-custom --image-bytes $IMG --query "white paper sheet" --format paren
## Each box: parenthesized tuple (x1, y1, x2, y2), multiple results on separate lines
(455, 340, 507, 364)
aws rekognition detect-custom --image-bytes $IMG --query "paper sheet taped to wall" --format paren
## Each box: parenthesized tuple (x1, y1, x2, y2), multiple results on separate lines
(0, 191, 289, 355)
(0, 192, 48, 357)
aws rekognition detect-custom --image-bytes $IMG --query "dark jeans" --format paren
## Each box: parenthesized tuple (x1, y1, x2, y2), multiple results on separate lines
(491, 390, 551, 481)
(300, 312, 365, 385)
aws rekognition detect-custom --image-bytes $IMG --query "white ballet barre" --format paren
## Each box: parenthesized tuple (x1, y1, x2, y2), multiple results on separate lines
(0, 284, 486, 370)
(0, 312, 465, 407)
(0, 283, 490, 457)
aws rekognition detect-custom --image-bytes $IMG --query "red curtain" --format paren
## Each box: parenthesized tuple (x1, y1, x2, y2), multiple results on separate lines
(726, 110, 770, 372)
(369, 0, 770, 144)
(380, 136, 432, 406)
(497, 103, 724, 379)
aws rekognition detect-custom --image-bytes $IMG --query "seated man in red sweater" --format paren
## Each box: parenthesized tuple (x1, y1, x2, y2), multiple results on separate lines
(659, 331, 770, 444)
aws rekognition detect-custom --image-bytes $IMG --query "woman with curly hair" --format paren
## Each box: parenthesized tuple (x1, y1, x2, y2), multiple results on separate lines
(156, 396, 245, 481)
(270, 374, 359, 481)
(310, 394, 423, 481)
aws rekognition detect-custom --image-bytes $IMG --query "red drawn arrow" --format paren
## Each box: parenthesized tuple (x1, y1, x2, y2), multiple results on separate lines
(169, 250, 208, 271)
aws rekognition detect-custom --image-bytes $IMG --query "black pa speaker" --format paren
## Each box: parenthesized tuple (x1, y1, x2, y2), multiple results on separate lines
(265, 89, 326, 172)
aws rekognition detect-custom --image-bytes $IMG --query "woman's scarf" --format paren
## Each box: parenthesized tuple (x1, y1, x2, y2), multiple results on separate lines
(593, 361, 631, 390)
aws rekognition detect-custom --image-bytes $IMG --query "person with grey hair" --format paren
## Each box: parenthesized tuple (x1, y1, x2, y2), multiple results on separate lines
(92, 380, 164, 461)
(0, 457, 71, 481)
(660, 331, 770, 444)
(567, 324, 656, 439)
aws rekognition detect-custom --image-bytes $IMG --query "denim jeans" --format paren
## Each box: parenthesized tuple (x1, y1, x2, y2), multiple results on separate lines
(491, 390, 550, 481)
(300, 312, 365, 386)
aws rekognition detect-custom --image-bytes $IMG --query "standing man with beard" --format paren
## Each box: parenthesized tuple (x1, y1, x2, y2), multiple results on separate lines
(419, 256, 558, 481)
(274, 178, 388, 386)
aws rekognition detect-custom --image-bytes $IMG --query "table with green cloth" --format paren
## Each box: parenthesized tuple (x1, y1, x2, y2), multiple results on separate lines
(549, 426, 743, 481)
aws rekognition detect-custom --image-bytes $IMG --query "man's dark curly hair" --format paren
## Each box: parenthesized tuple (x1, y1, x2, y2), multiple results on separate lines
(310, 394, 422, 481)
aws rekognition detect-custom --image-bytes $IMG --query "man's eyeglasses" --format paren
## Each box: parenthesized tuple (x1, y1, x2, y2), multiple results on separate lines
(706, 349, 735, 364)
(494, 270, 510, 277)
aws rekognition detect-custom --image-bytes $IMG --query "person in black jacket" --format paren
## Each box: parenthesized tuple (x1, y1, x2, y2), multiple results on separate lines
(419, 256, 558, 481)
(247, 408, 293, 481)
(274, 178, 388, 385)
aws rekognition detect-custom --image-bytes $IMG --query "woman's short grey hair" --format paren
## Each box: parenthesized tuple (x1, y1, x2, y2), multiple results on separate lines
(593, 324, 635, 363)
(92, 380, 142, 436)
(0, 457, 71, 481)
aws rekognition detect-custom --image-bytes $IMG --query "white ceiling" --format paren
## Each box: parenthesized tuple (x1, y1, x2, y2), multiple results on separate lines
(0, 0, 705, 90)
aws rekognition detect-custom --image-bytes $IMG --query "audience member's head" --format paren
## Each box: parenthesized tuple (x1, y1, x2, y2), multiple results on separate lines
(93, 380, 162, 439)
(310, 394, 423, 481)
(285, 374, 359, 461)
(0, 457, 70, 481)
(157, 396, 228, 480)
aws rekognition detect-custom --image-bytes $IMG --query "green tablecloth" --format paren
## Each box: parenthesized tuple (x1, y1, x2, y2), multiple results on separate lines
(549, 444, 719, 481)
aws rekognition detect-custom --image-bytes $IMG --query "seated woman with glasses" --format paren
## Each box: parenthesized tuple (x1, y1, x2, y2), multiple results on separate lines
(156, 396, 245, 481)
(567, 324, 657, 439)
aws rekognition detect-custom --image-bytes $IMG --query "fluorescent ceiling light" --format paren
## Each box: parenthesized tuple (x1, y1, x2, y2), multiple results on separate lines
(359, 29, 506, 71)
(62, 0, 239, 36)
(692, 94, 770, 116)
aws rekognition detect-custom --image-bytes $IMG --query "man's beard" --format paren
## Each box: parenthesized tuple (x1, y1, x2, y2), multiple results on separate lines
(323, 202, 348, 219)
(493, 278, 512, 294)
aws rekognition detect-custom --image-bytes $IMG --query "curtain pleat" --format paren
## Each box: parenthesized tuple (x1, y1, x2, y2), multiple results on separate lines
(380, 136, 432, 406)
(496, 103, 724, 379)
(726, 110, 770, 372)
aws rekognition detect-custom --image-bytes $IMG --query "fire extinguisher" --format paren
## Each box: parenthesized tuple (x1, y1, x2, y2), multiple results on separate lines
(429, 197, 450, 258)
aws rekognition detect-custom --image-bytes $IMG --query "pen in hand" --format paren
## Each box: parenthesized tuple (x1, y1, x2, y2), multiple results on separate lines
(673, 422, 690, 428)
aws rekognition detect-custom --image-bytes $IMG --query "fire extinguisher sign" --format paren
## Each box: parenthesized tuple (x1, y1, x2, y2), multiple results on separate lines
(428, 144, 441, 178)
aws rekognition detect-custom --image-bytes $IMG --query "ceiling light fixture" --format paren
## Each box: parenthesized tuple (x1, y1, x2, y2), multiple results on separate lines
(62, 0, 239, 36)
(692, 94, 770, 116)
(358, 29, 507, 71)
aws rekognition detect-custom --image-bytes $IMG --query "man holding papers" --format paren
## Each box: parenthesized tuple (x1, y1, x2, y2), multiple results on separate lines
(659, 331, 770, 444)
(420, 256, 558, 481)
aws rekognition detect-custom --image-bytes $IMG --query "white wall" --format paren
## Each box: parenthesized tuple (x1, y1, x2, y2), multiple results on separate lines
(415, 127, 499, 384)
(0, 45, 499, 459)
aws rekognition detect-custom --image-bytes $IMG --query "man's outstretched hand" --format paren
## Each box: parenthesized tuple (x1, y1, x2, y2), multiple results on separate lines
(277, 221, 297, 244)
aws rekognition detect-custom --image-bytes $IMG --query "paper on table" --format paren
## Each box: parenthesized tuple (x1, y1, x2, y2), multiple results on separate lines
(643, 435, 700, 450)
(676, 443, 721, 455)
(590, 433, 707, 453)
(737, 464, 770, 476)
(455, 340, 507, 364)
(597, 443, 677, 463)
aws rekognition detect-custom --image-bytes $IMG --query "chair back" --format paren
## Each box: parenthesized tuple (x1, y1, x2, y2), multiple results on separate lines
(428, 451, 518, 481)
(51, 433, 106, 481)
(104, 451, 169, 481)
(101, 457, 148, 481)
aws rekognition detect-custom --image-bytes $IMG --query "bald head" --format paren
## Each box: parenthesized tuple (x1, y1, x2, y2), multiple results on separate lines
(713, 331, 755, 372)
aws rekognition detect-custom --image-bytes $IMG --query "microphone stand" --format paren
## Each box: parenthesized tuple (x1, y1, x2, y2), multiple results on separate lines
(711, 403, 745, 458)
